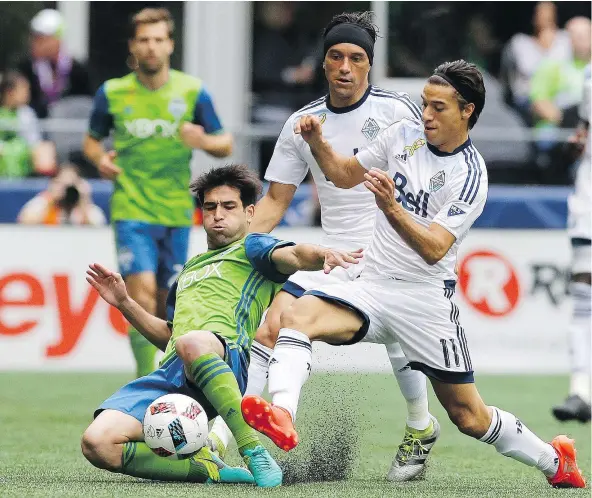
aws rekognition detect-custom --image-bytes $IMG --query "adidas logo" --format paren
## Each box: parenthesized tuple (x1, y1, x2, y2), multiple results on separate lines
(515, 419, 523, 434)
(269, 358, 278, 365)
(156, 428, 164, 438)
(447, 204, 466, 217)
(227, 408, 237, 417)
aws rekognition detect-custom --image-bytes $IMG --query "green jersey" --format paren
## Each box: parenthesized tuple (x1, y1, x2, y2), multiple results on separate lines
(89, 70, 224, 226)
(530, 59, 587, 128)
(160, 233, 294, 365)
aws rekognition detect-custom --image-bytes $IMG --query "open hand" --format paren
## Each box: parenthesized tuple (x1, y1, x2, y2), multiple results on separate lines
(323, 248, 364, 274)
(86, 263, 129, 308)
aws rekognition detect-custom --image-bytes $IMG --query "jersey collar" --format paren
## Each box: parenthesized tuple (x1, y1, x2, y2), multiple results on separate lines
(427, 137, 472, 157)
(325, 84, 372, 114)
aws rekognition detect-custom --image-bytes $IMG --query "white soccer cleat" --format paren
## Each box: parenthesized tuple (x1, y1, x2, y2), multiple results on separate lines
(387, 415, 440, 482)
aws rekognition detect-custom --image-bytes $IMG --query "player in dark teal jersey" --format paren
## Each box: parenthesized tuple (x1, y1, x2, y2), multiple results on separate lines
(81, 164, 362, 487)
(83, 8, 233, 378)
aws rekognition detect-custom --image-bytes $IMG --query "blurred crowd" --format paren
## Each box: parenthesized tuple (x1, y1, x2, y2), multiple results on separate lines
(0, 3, 590, 225)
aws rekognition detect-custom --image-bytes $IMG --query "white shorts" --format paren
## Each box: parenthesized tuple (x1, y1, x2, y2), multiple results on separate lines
(308, 276, 474, 383)
(283, 260, 365, 297)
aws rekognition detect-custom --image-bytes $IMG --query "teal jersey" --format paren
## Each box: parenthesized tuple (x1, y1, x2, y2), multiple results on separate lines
(89, 70, 224, 226)
(160, 234, 294, 365)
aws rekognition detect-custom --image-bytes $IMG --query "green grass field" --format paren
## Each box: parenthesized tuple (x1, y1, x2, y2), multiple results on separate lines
(1, 373, 589, 497)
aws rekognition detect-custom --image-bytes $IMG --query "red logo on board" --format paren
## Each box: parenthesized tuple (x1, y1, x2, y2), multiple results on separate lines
(458, 250, 520, 317)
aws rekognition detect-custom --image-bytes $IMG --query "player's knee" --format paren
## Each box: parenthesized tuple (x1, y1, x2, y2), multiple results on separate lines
(255, 321, 278, 349)
(279, 301, 316, 335)
(446, 404, 488, 438)
(81, 426, 121, 471)
(175, 331, 218, 363)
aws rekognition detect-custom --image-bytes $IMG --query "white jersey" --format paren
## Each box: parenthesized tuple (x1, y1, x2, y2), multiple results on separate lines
(264, 85, 422, 250)
(356, 119, 488, 285)
(569, 63, 591, 241)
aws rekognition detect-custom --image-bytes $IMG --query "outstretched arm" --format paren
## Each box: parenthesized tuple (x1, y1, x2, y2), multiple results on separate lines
(86, 263, 171, 351)
(271, 244, 363, 275)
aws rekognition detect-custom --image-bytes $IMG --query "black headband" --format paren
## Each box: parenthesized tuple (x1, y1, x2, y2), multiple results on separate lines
(434, 72, 485, 115)
(323, 23, 374, 65)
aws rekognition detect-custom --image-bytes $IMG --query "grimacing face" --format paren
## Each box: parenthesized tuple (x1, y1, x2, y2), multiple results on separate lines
(324, 43, 370, 102)
(421, 83, 474, 148)
(129, 21, 173, 75)
(202, 185, 254, 249)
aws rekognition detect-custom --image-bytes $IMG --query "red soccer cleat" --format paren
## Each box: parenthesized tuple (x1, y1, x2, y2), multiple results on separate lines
(241, 395, 299, 451)
(547, 435, 586, 488)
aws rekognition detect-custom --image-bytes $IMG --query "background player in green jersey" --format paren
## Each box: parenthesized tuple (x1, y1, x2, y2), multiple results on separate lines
(81, 164, 362, 488)
(83, 8, 233, 377)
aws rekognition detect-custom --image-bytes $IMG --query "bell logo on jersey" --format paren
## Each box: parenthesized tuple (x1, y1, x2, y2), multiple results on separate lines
(393, 172, 429, 218)
(124, 118, 178, 138)
(361, 117, 380, 140)
(447, 204, 466, 217)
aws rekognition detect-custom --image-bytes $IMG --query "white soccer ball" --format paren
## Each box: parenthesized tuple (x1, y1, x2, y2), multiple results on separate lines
(143, 394, 209, 459)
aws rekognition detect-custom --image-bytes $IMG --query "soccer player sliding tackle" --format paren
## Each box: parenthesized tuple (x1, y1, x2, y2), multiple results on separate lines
(80, 165, 362, 488)
(208, 12, 438, 482)
(242, 61, 586, 489)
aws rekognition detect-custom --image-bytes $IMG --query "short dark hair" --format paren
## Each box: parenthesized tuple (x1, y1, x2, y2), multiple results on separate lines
(0, 70, 27, 103)
(130, 7, 174, 39)
(190, 164, 262, 208)
(323, 11, 378, 42)
(428, 60, 486, 129)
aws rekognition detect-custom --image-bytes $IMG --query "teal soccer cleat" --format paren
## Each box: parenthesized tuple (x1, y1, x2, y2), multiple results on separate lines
(242, 445, 283, 487)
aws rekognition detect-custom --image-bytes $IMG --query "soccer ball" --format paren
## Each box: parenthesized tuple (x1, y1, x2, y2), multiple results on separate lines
(143, 394, 209, 459)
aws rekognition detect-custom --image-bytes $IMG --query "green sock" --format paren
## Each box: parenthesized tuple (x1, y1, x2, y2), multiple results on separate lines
(128, 327, 158, 378)
(121, 442, 217, 482)
(189, 353, 260, 456)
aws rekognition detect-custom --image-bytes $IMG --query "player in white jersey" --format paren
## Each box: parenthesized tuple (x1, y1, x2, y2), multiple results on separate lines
(207, 12, 436, 482)
(552, 63, 591, 422)
(242, 60, 586, 489)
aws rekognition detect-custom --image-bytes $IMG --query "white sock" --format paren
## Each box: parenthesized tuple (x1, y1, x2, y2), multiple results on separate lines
(208, 416, 233, 449)
(480, 406, 558, 477)
(245, 341, 273, 396)
(386, 342, 430, 430)
(568, 282, 591, 402)
(268, 328, 312, 422)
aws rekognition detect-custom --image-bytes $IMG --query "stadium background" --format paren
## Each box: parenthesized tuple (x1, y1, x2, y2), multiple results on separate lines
(0, 3, 590, 497)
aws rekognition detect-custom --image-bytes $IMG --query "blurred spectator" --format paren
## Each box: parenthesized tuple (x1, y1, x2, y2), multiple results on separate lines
(531, 17, 591, 129)
(252, 2, 320, 122)
(0, 70, 56, 178)
(251, 2, 321, 177)
(15, 9, 93, 119)
(501, 2, 572, 123)
(464, 14, 501, 75)
(17, 164, 106, 225)
(529, 16, 591, 180)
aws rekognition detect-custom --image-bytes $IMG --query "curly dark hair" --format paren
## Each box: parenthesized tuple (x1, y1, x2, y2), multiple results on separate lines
(190, 164, 262, 207)
(323, 11, 379, 41)
(428, 60, 486, 129)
